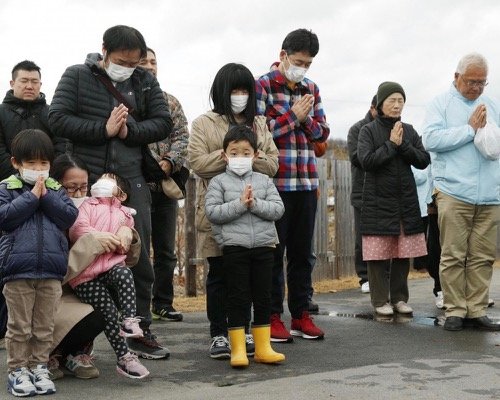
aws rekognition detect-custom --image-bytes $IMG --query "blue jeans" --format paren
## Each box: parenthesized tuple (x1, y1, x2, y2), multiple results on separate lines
(151, 191, 178, 309)
(272, 190, 317, 318)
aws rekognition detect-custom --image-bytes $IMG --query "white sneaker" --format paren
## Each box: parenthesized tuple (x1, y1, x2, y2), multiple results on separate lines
(31, 364, 56, 394)
(488, 298, 495, 307)
(375, 303, 394, 316)
(435, 291, 444, 309)
(361, 282, 370, 294)
(7, 367, 37, 397)
(393, 301, 413, 314)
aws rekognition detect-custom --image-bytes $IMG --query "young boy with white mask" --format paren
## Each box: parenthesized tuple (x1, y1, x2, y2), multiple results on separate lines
(68, 173, 149, 379)
(0, 129, 78, 396)
(205, 125, 285, 368)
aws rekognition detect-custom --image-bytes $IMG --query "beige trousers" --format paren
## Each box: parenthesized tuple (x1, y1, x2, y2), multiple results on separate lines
(3, 279, 62, 371)
(436, 192, 499, 318)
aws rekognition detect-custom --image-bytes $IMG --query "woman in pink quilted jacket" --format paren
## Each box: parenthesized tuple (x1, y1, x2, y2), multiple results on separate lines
(68, 172, 149, 380)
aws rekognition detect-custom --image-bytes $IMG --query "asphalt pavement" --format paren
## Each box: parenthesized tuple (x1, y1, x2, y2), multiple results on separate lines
(3, 273, 500, 400)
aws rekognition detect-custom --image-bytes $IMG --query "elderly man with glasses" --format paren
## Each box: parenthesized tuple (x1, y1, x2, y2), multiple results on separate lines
(423, 52, 500, 332)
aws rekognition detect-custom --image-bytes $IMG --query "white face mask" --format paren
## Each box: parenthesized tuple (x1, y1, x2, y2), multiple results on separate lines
(230, 94, 249, 115)
(21, 168, 49, 185)
(71, 196, 88, 208)
(284, 55, 308, 83)
(90, 179, 115, 198)
(227, 157, 253, 176)
(105, 60, 135, 82)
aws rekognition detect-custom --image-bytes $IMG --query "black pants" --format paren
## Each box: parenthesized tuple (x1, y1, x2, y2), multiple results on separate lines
(353, 206, 368, 285)
(272, 190, 317, 318)
(127, 176, 154, 329)
(206, 256, 226, 337)
(427, 213, 442, 295)
(151, 191, 178, 309)
(52, 311, 105, 358)
(223, 246, 273, 328)
(206, 256, 251, 337)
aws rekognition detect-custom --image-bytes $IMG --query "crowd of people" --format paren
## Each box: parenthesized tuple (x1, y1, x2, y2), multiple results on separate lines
(0, 22, 498, 398)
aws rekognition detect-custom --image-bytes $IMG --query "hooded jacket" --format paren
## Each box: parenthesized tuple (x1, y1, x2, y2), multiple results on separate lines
(0, 91, 68, 180)
(68, 196, 135, 288)
(188, 111, 279, 257)
(357, 117, 430, 235)
(0, 175, 78, 283)
(48, 53, 172, 182)
(205, 169, 284, 249)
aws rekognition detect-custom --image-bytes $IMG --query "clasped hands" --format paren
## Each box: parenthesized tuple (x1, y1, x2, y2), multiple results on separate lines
(106, 103, 128, 139)
(240, 184, 254, 208)
(469, 104, 487, 132)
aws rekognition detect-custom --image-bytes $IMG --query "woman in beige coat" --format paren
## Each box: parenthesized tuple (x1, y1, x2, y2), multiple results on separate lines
(188, 63, 279, 359)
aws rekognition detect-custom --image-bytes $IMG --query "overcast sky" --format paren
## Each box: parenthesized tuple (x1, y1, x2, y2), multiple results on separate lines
(2, 0, 500, 139)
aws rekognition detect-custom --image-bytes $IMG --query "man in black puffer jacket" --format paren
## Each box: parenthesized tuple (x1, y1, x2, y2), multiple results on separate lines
(49, 25, 173, 360)
(0, 60, 68, 181)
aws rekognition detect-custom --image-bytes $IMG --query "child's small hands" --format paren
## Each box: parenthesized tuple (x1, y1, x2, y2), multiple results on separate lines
(31, 176, 46, 198)
(240, 184, 254, 208)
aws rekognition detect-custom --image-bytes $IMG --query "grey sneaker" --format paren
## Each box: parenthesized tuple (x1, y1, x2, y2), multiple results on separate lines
(126, 328, 170, 360)
(65, 354, 99, 379)
(209, 335, 230, 359)
(245, 334, 255, 357)
(47, 354, 64, 381)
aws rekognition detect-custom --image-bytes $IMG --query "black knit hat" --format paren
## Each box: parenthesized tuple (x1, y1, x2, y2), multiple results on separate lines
(376, 81, 406, 109)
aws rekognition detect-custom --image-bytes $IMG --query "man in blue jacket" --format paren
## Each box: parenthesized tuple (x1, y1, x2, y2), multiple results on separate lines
(422, 52, 500, 332)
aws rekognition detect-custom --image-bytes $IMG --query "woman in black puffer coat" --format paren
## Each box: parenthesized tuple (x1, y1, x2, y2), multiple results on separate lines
(357, 81, 430, 317)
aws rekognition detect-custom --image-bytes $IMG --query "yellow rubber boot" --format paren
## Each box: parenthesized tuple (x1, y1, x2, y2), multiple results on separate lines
(228, 327, 249, 368)
(252, 325, 285, 364)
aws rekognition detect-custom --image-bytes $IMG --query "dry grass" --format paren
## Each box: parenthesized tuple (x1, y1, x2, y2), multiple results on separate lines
(171, 269, 432, 313)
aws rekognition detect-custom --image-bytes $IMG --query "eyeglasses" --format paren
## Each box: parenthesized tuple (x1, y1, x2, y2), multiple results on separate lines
(64, 185, 88, 194)
(460, 76, 488, 88)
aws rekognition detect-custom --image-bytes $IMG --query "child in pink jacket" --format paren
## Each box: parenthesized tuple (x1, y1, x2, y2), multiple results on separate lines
(68, 173, 149, 379)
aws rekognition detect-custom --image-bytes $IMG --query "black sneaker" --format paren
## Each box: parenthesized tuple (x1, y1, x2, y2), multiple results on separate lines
(209, 335, 230, 359)
(152, 305, 183, 322)
(126, 328, 170, 360)
(308, 300, 319, 314)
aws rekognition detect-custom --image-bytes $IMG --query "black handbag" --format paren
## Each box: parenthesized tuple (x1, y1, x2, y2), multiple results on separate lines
(92, 69, 167, 184)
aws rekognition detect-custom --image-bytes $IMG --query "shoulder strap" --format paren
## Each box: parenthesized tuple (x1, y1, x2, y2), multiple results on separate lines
(91, 66, 141, 122)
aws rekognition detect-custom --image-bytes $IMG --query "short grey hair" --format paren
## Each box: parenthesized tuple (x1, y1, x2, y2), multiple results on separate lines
(456, 52, 488, 74)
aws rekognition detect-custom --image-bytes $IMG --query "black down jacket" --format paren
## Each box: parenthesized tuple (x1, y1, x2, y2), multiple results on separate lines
(48, 53, 172, 181)
(357, 116, 430, 236)
(0, 91, 68, 181)
(347, 111, 374, 208)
